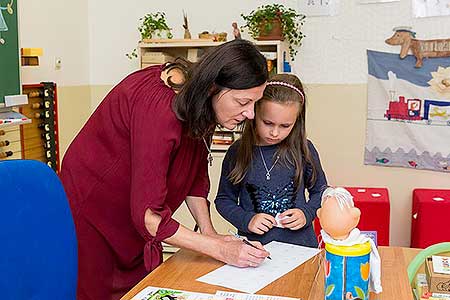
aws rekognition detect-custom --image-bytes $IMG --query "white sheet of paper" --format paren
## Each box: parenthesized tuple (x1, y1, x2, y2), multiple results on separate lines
(197, 241, 320, 294)
(412, 0, 450, 17)
(297, 0, 340, 16)
(216, 290, 299, 300)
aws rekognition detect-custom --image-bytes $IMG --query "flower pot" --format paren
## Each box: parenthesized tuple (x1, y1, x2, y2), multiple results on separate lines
(256, 18, 284, 41)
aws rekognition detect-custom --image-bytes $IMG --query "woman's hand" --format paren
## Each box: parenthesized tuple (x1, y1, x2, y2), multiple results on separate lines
(218, 239, 270, 267)
(248, 213, 276, 235)
(279, 208, 306, 230)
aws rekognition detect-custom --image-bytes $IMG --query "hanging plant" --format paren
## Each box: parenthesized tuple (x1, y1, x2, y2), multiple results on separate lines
(241, 4, 306, 61)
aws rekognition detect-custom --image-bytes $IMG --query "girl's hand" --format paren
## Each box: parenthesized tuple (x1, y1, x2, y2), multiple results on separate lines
(218, 239, 270, 267)
(279, 208, 306, 230)
(248, 213, 276, 235)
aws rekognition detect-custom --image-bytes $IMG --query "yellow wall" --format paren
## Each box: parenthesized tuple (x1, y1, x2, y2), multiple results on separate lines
(57, 86, 91, 158)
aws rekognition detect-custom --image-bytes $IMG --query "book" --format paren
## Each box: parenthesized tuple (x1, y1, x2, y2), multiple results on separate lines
(142, 52, 175, 64)
(432, 256, 450, 275)
(131, 286, 217, 300)
(130, 286, 300, 300)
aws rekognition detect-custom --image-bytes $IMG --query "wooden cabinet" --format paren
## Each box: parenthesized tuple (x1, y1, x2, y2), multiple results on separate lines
(138, 40, 288, 75)
(138, 40, 289, 151)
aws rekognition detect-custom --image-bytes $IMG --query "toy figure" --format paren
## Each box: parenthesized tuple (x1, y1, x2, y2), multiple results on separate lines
(182, 10, 191, 39)
(317, 187, 360, 240)
(317, 187, 382, 300)
(385, 27, 450, 68)
(232, 22, 241, 39)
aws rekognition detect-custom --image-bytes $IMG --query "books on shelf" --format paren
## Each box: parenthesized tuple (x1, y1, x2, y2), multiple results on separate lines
(141, 52, 175, 64)
(131, 286, 300, 300)
(212, 133, 233, 145)
(0, 110, 31, 128)
(261, 52, 277, 60)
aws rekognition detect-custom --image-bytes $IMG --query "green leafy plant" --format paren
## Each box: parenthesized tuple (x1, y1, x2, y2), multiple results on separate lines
(241, 4, 306, 61)
(126, 12, 173, 59)
(138, 12, 173, 40)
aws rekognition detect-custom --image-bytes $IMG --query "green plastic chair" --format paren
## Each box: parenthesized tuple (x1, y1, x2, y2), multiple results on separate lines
(407, 242, 450, 284)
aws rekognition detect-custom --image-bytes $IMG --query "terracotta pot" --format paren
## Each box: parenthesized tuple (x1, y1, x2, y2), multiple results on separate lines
(256, 18, 284, 41)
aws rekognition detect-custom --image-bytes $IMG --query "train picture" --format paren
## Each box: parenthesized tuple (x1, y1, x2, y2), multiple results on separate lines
(384, 95, 450, 126)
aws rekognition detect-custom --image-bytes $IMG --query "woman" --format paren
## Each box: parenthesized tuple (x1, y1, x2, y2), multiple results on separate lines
(60, 39, 270, 300)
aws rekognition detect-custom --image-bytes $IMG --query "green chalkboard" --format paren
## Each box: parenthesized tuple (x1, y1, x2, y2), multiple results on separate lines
(0, 0, 20, 105)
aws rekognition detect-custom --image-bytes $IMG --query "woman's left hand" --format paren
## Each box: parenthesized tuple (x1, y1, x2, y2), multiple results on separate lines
(279, 208, 306, 230)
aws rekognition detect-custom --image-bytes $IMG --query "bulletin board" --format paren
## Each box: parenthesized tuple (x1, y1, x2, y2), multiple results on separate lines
(0, 0, 20, 106)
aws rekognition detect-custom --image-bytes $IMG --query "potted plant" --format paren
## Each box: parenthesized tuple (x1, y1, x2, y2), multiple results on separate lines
(126, 12, 173, 59)
(240, 4, 306, 61)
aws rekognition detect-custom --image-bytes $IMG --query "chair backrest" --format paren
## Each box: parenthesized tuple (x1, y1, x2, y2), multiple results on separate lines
(407, 242, 450, 284)
(0, 160, 77, 300)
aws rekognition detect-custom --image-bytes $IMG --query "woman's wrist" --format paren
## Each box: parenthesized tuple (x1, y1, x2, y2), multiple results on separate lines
(200, 234, 226, 260)
(200, 226, 218, 236)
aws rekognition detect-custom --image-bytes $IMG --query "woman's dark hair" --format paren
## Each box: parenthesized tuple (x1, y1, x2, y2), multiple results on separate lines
(170, 39, 268, 138)
(229, 74, 317, 191)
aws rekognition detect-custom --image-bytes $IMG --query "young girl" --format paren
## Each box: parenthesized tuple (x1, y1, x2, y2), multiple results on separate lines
(215, 74, 328, 248)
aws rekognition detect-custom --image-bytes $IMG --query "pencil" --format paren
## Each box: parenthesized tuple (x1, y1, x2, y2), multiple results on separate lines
(228, 230, 272, 260)
(241, 238, 272, 260)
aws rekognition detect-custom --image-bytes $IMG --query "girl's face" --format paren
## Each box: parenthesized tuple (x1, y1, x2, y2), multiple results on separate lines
(212, 84, 266, 130)
(255, 100, 299, 146)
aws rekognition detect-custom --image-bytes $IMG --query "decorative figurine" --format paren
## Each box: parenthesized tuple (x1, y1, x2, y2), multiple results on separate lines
(183, 10, 191, 39)
(317, 187, 382, 300)
(386, 26, 450, 68)
(232, 22, 241, 40)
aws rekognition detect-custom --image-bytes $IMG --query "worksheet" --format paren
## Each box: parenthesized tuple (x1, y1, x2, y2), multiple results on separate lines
(216, 290, 300, 300)
(214, 291, 302, 300)
(197, 241, 320, 294)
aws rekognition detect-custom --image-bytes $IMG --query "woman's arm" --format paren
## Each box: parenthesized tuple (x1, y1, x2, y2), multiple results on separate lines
(144, 209, 270, 267)
(185, 196, 217, 236)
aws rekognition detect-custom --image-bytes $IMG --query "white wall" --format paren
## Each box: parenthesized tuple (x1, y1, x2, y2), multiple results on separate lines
(19, 0, 90, 86)
(17, 1, 450, 246)
(88, 0, 450, 85)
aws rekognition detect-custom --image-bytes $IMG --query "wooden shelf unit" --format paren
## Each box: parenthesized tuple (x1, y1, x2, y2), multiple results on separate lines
(19, 83, 60, 173)
(138, 39, 289, 152)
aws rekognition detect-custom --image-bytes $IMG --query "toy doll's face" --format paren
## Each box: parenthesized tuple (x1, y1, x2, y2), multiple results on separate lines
(317, 196, 361, 240)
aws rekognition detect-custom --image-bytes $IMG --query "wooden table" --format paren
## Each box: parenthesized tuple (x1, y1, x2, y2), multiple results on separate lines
(122, 246, 420, 300)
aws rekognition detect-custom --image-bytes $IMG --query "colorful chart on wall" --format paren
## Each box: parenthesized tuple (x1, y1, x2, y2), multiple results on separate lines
(365, 50, 450, 173)
(412, 0, 450, 18)
(0, 0, 19, 106)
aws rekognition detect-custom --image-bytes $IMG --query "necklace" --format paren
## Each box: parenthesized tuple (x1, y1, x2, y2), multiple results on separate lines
(258, 147, 280, 181)
(202, 137, 213, 166)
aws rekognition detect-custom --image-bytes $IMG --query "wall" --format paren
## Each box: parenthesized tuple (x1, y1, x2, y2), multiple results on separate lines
(19, 0, 450, 246)
(19, 0, 91, 156)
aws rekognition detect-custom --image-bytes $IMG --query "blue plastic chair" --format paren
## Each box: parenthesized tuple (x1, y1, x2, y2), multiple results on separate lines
(0, 160, 77, 300)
